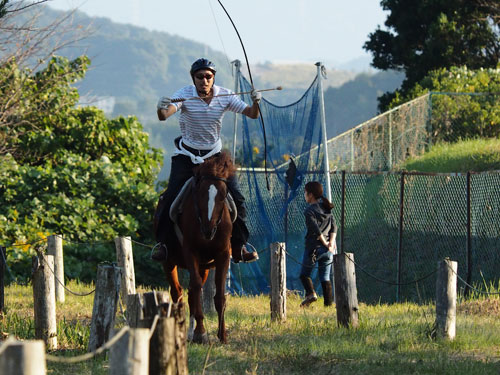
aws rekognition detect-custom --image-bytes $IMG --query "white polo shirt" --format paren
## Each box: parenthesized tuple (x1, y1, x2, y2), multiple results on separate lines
(171, 84, 248, 150)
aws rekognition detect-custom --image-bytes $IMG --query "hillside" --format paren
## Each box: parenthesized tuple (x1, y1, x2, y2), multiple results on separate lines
(19, 6, 404, 178)
(401, 138, 500, 173)
(324, 70, 404, 136)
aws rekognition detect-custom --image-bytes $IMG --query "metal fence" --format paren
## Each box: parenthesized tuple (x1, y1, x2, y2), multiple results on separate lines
(234, 90, 500, 301)
(302, 91, 499, 173)
(237, 170, 500, 303)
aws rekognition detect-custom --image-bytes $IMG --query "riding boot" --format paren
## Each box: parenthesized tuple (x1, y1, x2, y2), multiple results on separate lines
(321, 281, 334, 307)
(300, 275, 318, 307)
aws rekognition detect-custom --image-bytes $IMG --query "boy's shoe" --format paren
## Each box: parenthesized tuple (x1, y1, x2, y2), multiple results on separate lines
(300, 292, 318, 307)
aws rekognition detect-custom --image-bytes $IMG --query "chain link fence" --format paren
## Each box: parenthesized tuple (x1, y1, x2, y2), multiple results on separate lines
(301, 92, 499, 172)
(237, 170, 500, 303)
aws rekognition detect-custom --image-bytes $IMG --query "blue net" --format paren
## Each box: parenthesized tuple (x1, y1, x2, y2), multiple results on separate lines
(229, 73, 329, 295)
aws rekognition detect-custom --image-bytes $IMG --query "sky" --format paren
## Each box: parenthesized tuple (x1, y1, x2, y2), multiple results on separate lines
(47, 0, 388, 68)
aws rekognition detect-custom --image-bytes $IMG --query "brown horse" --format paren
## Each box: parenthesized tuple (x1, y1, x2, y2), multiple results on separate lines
(162, 151, 235, 344)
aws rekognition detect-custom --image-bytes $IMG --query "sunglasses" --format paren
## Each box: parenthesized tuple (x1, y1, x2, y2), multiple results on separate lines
(195, 73, 214, 80)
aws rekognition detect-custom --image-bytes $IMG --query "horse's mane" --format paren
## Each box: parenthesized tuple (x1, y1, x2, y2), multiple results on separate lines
(195, 151, 236, 179)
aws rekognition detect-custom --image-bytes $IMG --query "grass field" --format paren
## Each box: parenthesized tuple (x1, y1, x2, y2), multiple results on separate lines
(1, 281, 500, 374)
(401, 137, 500, 172)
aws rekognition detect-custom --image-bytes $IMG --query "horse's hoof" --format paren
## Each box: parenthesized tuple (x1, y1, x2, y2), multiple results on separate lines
(218, 330, 227, 344)
(192, 331, 210, 344)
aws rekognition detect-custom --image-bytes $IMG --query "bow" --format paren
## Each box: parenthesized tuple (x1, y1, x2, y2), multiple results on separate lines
(216, 0, 270, 190)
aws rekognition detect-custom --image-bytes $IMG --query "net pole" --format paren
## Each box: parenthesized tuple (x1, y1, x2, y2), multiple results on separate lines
(315, 62, 332, 201)
(229, 59, 240, 293)
(231, 59, 241, 161)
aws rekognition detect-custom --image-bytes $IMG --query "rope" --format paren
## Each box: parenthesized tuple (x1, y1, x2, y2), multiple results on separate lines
(129, 239, 155, 249)
(0, 246, 19, 283)
(284, 248, 335, 268)
(4, 238, 45, 248)
(283, 248, 437, 286)
(55, 236, 112, 246)
(37, 253, 95, 296)
(344, 253, 437, 286)
(447, 263, 500, 296)
(46, 326, 129, 363)
(149, 314, 160, 340)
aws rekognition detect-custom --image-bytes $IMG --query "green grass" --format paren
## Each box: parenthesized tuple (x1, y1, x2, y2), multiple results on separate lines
(1, 284, 500, 374)
(401, 138, 500, 173)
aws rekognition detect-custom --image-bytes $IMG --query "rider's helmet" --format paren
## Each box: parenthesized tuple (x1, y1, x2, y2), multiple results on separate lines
(190, 58, 217, 76)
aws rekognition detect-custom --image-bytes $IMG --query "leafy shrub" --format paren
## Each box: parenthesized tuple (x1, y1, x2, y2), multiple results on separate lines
(389, 66, 500, 142)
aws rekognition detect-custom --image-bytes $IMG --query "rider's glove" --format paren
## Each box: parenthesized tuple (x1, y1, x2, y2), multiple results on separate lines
(157, 96, 172, 110)
(250, 89, 262, 104)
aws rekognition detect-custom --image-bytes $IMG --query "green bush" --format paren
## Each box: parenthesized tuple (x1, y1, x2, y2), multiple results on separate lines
(389, 66, 500, 141)
(0, 55, 164, 285)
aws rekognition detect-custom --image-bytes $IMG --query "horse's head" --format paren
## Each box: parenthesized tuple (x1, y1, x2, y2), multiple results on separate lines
(193, 152, 236, 241)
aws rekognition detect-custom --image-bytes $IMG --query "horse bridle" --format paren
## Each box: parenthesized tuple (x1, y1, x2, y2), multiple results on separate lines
(193, 175, 229, 229)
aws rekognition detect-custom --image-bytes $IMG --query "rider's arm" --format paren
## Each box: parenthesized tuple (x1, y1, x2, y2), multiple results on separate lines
(157, 104, 177, 121)
(242, 101, 260, 119)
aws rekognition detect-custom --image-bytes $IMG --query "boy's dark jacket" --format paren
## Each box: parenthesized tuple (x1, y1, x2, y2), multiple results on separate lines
(304, 200, 337, 251)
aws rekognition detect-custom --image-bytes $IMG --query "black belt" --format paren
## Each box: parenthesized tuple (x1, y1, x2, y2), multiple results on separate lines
(182, 144, 213, 157)
(174, 137, 219, 157)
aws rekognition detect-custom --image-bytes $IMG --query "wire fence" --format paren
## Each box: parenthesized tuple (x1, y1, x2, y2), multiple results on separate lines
(237, 169, 500, 303)
(234, 90, 500, 301)
(300, 91, 500, 173)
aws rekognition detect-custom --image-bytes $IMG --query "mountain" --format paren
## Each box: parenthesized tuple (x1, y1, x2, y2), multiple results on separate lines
(20, 6, 404, 178)
(324, 70, 405, 137)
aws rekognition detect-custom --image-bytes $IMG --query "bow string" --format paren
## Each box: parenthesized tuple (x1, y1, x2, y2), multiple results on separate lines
(216, 0, 270, 190)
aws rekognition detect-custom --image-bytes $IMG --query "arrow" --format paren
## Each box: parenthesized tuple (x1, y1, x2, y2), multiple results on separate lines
(170, 86, 283, 103)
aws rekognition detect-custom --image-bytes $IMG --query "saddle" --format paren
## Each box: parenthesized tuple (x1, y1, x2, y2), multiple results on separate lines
(169, 177, 237, 244)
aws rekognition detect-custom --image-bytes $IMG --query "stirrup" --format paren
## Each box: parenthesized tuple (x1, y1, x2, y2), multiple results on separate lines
(232, 243, 259, 264)
(151, 242, 168, 261)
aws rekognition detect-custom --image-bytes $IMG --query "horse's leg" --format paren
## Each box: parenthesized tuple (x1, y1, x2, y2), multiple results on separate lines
(186, 256, 209, 344)
(214, 249, 230, 343)
(162, 261, 183, 303)
(200, 267, 210, 285)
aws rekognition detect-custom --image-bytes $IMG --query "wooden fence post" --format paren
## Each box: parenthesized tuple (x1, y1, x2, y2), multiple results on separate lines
(435, 258, 457, 340)
(0, 340, 46, 375)
(202, 269, 216, 314)
(88, 264, 121, 352)
(127, 293, 145, 328)
(130, 291, 187, 375)
(0, 246, 5, 314)
(171, 302, 188, 375)
(270, 242, 286, 322)
(127, 291, 170, 329)
(115, 236, 136, 304)
(32, 254, 58, 350)
(149, 301, 188, 375)
(109, 328, 150, 375)
(333, 252, 359, 328)
(150, 317, 177, 375)
(47, 235, 65, 303)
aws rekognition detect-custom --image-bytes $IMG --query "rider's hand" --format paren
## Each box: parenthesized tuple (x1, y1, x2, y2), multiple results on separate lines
(157, 96, 172, 110)
(250, 89, 262, 104)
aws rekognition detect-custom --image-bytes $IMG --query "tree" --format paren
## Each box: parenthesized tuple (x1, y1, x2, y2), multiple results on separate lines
(0, 55, 163, 284)
(364, 0, 500, 110)
(389, 66, 500, 141)
(0, 1, 89, 155)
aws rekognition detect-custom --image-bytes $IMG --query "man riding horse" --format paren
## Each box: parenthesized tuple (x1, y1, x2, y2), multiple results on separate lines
(153, 58, 260, 264)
